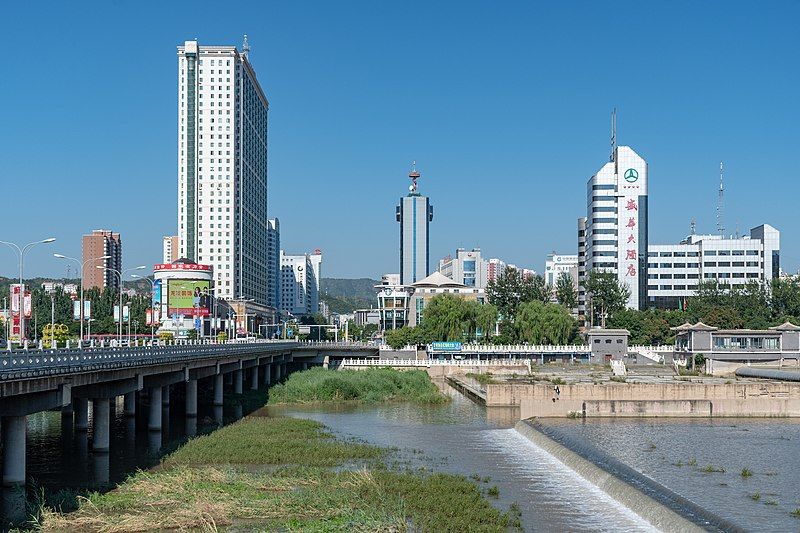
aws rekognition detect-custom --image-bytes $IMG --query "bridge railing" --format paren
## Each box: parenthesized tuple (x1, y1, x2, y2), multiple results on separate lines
(339, 358, 533, 367)
(0, 341, 301, 375)
(432, 344, 591, 354)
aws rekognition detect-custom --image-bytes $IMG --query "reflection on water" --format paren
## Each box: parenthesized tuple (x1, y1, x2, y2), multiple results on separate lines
(1, 392, 250, 526)
(547, 418, 800, 532)
(268, 386, 655, 532)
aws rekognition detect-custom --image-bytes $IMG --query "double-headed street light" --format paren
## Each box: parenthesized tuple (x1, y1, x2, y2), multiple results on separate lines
(130, 274, 157, 339)
(96, 265, 146, 342)
(54, 253, 111, 345)
(0, 238, 56, 341)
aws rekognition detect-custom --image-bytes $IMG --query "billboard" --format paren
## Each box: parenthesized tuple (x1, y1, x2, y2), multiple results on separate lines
(73, 300, 91, 321)
(430, 341, 463, 352)
(167, 279, 210, 316)
(153, 279, 162, 307)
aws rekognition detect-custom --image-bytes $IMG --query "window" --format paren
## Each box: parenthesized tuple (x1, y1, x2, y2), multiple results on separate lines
(732, 261, 745, 267)
(659, 252, 672, 257)
(660, 263, 671, 268)
(718, 250, 730, 256)
(732, 250, 745, 256)
(705, 251, 717, 256)
(717, 262, 731, 267)
(704, 262, 716, 267)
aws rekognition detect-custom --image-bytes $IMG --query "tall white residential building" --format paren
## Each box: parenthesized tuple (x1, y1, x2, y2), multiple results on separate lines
(647, 225, 780, 308)
(162, 235, 179, 263)
(266, 218, 280, 309)
(544, 253, 578, 287)
(279, 250, 322, 316)
(397, 166, 434, 285)
(486, 258, 507, 283)
(580, 145, 649, 311)
(177, 38, 270, 305)
(438, 248, 488, 289)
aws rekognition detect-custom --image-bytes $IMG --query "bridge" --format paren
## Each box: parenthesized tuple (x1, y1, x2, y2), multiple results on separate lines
(0, 340, 377, 489)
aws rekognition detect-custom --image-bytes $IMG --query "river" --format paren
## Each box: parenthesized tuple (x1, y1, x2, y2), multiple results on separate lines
(8, 382, 800, 531)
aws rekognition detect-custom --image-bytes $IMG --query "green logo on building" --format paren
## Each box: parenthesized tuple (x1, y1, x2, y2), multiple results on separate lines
(624, 168, 639, 183)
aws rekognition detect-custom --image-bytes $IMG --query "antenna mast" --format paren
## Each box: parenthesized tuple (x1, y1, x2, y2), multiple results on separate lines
(242, 34, 250, 59)
(610, 108, 617, 163)
(716, 162, 725, 236)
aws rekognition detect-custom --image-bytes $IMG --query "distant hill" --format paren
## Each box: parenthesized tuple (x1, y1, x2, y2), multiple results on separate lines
(320, 278, 379, 314)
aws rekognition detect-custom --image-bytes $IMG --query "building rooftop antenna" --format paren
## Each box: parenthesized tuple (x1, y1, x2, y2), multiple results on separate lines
(408, 160, 420, 194)
(610, 108, 617, 163)
(242, 34, 250, 59)
(690, 218, 696, 235)
(716, 162, 725, 237)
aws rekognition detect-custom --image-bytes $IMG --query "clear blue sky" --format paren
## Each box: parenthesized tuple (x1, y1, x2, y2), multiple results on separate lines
(2, 1, 799, 280)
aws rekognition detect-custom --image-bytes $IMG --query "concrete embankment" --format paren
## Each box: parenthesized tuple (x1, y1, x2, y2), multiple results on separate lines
(487, 382, 800, 418)
(515, 419, 744, 533)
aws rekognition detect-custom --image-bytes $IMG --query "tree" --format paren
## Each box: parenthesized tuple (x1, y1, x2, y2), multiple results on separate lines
(555, 272, 577, 310)
(584, 270, 630, 326)
(515, 300, 577, 345)
(486, 266, 549, 320)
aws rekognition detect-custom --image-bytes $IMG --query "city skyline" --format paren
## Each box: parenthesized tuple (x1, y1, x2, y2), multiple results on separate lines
(2, 2, 800, 280)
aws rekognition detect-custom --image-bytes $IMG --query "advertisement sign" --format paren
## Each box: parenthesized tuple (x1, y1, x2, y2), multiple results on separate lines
(430, 341, 463, 352)
(167, 280, 210, 316)
(10, 284, 21, 341)
(114, 305, 119, 323)
(154, 263, 212, 272)
(114, 305, 129, 323)
(153, 279, 162, 307)
(10, 284, 20, 314)
(146, 307, 160, 326)
(23, 292, 32, 318)
(73, 300, 80, 321)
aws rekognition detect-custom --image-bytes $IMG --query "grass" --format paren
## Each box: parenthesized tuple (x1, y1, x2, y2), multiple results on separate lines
(549, 377, 566, 385)
(43, 416, 516, 532)
(609, 375, 627, 383)
(466, 372, 499, 385)
(701, 464, 726, 473)
(750, 492, 761, 501)
(791, 508, 800, 518)
(267, 367, 449, 405)
(740, 467, 753, 478)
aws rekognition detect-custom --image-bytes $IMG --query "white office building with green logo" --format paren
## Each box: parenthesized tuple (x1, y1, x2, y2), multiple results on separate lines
(578, 146, 649, 314)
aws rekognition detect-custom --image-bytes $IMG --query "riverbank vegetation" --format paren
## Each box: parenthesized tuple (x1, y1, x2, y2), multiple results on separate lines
(267, 367, 449, 405)
(42, 416, 517, 531)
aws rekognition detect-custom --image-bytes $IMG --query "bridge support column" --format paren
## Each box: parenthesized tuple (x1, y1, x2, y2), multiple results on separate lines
(124, 392, 136, 417)
(148, 387, 162, 431)
(234, 370, 243, 395)
(214, 373, 224, 407)
(225, 372, 233, 385)
(185, 379, 198, 418)
(281, 363, 287, 380)
(264, 364, 271, 386)
(250, 366, 259, 390)
(2, 415, 26, 487)
(92, 399, 110, 453)
(75, 397, 89, 431)
(162, 386, 170, 407)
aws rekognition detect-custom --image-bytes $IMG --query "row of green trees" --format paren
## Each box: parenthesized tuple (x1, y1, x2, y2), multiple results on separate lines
(381, 265, 800, 349)
(384, 266, 580, 349)
(0, 286, 153, 342)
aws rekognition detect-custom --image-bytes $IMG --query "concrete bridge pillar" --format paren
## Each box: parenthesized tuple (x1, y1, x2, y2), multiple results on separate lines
(234, 369, 243, 394)
(92, 399, 111, 453)
(75, 397, 89, 431)
(2, 415, 27, 487)
(162, 385, 170, 407)
(281, 363, 287, 380)
(185, 379, 198, 418)
(124, 392, 136, 417)
(225, 372, 233, 385)
(250, 366, 259, 390)
(264, 363, 272, 386)
(148, 387, 162, 432)
(214, 373, 224, 407)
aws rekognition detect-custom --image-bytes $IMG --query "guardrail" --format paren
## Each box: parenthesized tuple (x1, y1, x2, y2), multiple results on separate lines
(339, 358, 534, 367)
(0, 342, 303, 377)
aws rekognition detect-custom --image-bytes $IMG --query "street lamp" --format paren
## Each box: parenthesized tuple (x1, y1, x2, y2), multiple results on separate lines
(0, 238, 56, 342)
(131, 274, 157, 340)
(54, 253, 111, 345)
(96, 265, 145, 343)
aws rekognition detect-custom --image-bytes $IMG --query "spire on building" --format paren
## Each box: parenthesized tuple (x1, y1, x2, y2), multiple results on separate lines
(717, 162, 725, 236)
(242, 34, 250, 59)
(408, 160, 420, 194)
(610, 108, 617, 163)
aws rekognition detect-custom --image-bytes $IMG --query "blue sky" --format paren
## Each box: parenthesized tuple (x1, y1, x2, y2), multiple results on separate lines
(2, 1, 799, 280)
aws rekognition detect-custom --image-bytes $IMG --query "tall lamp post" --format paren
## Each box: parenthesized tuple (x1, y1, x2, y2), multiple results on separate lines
(54, 253, 110, 345)
(131, 274, 157, 339)
(96, 265, 145, 342)
(0, 238, 56, 342)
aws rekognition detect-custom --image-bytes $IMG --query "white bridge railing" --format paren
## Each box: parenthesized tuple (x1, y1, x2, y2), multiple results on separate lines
(339, 358, 532, 367)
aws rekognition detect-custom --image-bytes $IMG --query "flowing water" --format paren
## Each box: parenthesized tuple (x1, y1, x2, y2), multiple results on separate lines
(7, 382, 800, 531)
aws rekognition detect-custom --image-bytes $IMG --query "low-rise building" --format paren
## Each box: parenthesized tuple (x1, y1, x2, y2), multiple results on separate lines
(647, 224, 780, 309)
(438, 248, 487, 289)
(407, 272, 486, 327)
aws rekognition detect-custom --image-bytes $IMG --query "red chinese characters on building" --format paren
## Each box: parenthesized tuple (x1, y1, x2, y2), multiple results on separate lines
(626, 217, 636, 228)
(626, 199, 638, 211)
(627, 234, 636, 244)
(626, 264, 637, 277)
(626, 249, 637, 260)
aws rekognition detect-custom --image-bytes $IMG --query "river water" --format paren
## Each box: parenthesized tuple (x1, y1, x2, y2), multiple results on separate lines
(8, 383, 800, 531)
